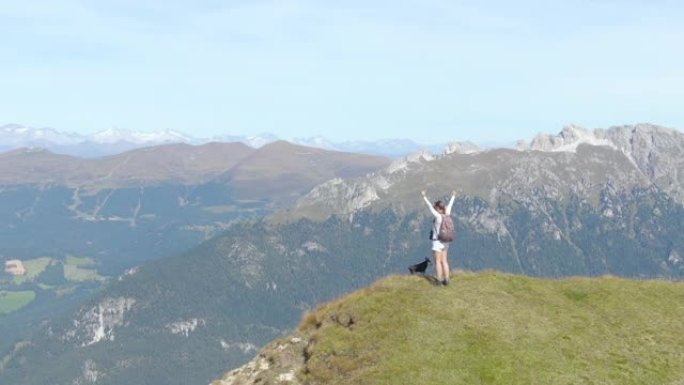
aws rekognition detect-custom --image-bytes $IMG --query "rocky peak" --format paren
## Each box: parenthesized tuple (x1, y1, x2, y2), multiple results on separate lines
(600, 124, 684, 202)
(443, 141, 482, 155)
(527, 124, 615, 153)
(520, 123, 683, 204)
(387, 148, 434, 174)
(291, 148, 438, 219)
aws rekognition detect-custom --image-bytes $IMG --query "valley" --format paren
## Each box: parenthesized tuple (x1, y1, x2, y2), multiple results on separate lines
(0, 140, 390, 371)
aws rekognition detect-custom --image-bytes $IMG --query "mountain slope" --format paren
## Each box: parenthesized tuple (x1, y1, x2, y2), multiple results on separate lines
(0, 141, 390, 376)
(0, 140, 391, 194)
(225, 141, 392, 205)
(215, 272, 684, 385)
(0, 140, 390, 271)
(0, 148, 84, 185)
(0, 142, 254, 188)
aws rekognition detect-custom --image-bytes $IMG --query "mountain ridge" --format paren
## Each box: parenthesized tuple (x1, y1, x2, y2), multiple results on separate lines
(0, 140, 390, 192)
(286, 123, 684, 222)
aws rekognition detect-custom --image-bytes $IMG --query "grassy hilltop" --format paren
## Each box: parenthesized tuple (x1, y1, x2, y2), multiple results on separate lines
(214, 272, 684, 385)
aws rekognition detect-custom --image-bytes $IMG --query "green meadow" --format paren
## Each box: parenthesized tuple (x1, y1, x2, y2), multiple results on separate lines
(63, 255, 105, 283)
(0, 291, 36, 314)
(12, 257, 53, 285)
(64, 255, 96, 267)
(295, 272, 684, 385)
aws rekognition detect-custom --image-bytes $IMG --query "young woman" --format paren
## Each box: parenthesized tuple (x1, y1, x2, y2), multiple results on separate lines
(421, 190, 456, 285)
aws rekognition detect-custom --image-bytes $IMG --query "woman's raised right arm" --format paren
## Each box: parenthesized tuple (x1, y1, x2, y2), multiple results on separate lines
(421, 191, 440, 217)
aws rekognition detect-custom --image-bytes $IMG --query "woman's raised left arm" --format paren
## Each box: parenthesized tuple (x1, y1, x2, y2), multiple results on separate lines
(446, 190, 456, 214)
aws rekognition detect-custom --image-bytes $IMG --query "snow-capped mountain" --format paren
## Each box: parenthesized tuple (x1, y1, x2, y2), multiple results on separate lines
(212, 133, 280, 149)
(292, 137, 447, 158)
(88, 128, 195, 145)
(0, 124, 84, 147)
(292, 135, 336, 150)
(0, 124, 222, 156)
(0, 124, 447, 158)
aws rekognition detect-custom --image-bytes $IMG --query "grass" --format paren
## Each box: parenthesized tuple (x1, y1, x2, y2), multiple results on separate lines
(63, 265, 105, 282)
(12, 257, 53, 284)
(63, 255, 105, 282)
(298, 272, 684, 385)
(202, 205, 238, 214)
(64, 255, 96, 267)
(0, 291, 36, 314)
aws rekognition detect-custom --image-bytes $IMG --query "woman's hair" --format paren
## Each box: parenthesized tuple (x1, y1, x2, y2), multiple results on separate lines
(433, 200, 445, 212)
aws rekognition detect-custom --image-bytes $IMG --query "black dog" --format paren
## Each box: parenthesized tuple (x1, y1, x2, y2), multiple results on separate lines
(408, 257, 431, 275)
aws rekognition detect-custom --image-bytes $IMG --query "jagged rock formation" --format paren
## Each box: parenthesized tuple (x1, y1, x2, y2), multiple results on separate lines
(443, 141, 482, 155)
(289, 148, 439, 219)
(166, 318, 206, 337)
(64, 297, 136, 347)
(211, 334, 309, 385)
(524, 124, 684, 203)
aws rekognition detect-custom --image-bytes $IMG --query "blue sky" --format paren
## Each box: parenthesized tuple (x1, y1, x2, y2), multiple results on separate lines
(1, 0, 683, 144)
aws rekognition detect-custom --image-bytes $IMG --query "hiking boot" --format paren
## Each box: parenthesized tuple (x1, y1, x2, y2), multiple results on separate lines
(442, 279, 449, 286)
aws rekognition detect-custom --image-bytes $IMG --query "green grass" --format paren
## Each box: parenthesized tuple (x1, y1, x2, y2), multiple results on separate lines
(12, 257, 53, 284)
(202, 205, 238, 214)
(63, 255, 105, 282)
(297, 272, 684, 385)
(64, 255, 96, 267)
(0, 291, 36, 314)
(63, 265, 105, 283)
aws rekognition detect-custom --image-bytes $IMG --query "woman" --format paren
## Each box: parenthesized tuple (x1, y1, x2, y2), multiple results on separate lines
(421, 190, 456, 286)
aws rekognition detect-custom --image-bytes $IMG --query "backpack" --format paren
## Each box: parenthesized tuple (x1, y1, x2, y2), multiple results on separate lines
(437, 214, 455, 242)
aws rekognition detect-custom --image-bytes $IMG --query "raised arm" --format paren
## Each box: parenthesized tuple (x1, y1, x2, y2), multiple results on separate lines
(421, 191, 440, 218)
(445, 190, 456, 214)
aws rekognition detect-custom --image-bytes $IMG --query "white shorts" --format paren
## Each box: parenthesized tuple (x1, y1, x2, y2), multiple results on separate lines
(432, 240, 449, 252)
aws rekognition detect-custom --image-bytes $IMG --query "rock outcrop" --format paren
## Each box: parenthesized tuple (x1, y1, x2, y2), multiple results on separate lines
(64, 297, 137, 346)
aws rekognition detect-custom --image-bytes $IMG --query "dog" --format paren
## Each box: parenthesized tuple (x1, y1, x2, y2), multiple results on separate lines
(408, 257, 431, 275)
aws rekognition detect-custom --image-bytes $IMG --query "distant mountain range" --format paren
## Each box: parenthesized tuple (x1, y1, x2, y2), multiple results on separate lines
(0, 123, 449, 158)
(4, 123, 681, 385)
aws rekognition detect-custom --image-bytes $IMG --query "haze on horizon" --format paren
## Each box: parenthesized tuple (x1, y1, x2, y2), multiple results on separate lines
(1, 0, 683, 144)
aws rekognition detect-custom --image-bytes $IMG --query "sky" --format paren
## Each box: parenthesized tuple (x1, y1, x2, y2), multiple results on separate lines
(1, 0, 683, 144)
